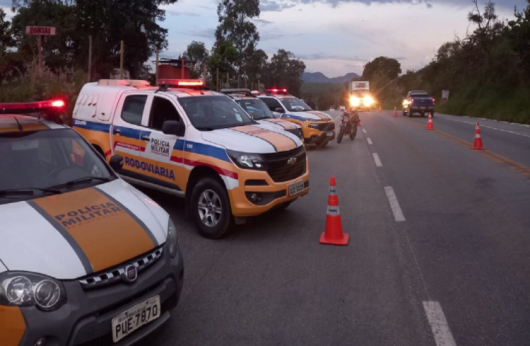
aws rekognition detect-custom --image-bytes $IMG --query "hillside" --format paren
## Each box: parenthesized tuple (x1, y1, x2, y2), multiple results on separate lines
(302, 72, 360, 84)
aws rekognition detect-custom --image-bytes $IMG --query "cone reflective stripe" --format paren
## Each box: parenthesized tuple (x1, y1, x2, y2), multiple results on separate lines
(471, 122, 485, 150)
(393, 107, 398, 117)
(427, 113, 434, 130)
(320, 176, 349, 246)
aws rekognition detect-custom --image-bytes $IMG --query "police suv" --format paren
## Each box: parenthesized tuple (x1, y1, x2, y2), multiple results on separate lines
(72, 79, 310, 239)
(258, 89, 336, 147)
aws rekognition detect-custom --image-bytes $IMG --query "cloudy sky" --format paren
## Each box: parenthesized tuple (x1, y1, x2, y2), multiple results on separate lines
(2, 0, 526, 77)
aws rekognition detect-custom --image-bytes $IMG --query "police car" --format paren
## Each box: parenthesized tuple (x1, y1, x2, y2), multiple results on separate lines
(220, 88, 303, 141)
(0, 115, 183, 346)
(258, 89, 336, 147)
(72, 79, 310, 239)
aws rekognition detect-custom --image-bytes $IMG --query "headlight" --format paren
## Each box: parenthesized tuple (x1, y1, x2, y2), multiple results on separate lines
(308, 123, 320, 129)
(227, 150, 267, 170)
(0, 272, 66, 311)
(350, 96, 361, 107)
(167, 218, 178, 258)
(364, 96, 374, 106)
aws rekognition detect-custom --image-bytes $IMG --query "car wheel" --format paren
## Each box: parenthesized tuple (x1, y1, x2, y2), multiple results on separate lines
(191, 177, 232, 239)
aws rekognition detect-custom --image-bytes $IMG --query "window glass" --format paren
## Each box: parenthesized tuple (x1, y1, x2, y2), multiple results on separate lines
(150, 97, 181, 131)
(121, 95, 147, 125)
(179, 96, 255, 130)
(236, 99, 274, 120)
(261, 98, 283, 112)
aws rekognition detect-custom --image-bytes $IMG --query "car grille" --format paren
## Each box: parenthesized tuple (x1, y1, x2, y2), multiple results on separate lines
(79, 248, 163, 290)
(286, 128, 303, 139)
(262, 146, 307, 183)
(316, 122, 335, 131)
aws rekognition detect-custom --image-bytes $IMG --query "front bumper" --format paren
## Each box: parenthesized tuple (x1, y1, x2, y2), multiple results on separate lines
(305, 129, 336, 144)
(229, 161, 310, 217)
(17, 245, 184, 346)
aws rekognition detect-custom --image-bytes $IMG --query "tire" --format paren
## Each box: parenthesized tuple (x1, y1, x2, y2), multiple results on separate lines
(337, 127, 344, 143)
(349, 125, 357, 140)
(408, 110, 413, 117)
(190, 177, 232, 239)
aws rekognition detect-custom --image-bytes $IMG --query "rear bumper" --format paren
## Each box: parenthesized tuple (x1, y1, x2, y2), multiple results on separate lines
(408, 106, 434, 113)
(17, 245, 184, 346)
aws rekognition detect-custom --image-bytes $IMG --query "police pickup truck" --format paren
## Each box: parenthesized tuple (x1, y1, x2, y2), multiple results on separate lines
(72, 79, 309, 239)
(402, 90, 435, 117)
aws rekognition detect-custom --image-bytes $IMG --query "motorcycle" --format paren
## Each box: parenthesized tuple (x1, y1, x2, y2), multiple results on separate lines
(337, 110, 359, 143)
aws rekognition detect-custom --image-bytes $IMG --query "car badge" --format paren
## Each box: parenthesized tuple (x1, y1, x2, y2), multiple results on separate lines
(287, 157, 297, 165)
(124, 265, 138, 283)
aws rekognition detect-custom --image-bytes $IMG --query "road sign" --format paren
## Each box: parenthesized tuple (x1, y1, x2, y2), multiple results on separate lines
(26, 26, 56, 36)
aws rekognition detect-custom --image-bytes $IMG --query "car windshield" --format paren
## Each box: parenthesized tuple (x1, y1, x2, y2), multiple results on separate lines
(179, 96, 256, 130)
(235, 99, 274, 120)
(0, 129, 114, 204)
(280, 98, 313, 112)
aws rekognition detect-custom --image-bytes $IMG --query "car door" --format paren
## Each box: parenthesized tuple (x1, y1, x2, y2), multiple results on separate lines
(138, 95, 187, 192)
(110, 93, 150, 178)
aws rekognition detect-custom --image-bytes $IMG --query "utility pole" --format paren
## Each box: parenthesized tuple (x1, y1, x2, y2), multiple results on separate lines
(120, 40, 124, 79)
(155, 49, 159, 85)
(88, 35, 92, 82)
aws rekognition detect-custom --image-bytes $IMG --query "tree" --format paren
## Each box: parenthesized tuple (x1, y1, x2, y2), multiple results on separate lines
(183, 41, 209, 79)
(266, 49, 306, 96)
(215, 0, 260, 80)
(362, 56, 401, 81)
(207, 40, 239, 88)
(0, 8, 15, 54)
(508, 0, 530, 79)
(245, 48, 268, 88)
(10, 0, 178, 78)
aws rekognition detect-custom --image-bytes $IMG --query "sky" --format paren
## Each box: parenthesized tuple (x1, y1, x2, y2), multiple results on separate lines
(2, 0, 527, 77)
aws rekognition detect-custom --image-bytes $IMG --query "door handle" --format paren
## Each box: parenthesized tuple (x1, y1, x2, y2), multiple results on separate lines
(114, 129, 121, 135)
(141, 135, 150, 141)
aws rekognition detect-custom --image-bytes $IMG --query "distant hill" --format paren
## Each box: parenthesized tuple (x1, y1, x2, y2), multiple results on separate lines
(302, 72, 360, 84)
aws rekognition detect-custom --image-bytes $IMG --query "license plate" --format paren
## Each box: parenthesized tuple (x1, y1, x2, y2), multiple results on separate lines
(326, 131, 334, 137)
(289, 181, 305, 196)
(420, 107, 426, 110)
(112, 296, 161, 343)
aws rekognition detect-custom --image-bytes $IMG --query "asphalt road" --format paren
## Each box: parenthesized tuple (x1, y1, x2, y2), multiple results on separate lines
(136, 110, 530, 346)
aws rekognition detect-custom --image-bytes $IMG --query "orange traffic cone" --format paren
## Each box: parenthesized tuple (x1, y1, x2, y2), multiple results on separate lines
(357, 118, 362, 126)
(393, 107, 398, 117)
(427, 113, 434, 130)
(379, 105, 382, 114)
(320, 177, 349, 246)
(471, 122, 485, 150)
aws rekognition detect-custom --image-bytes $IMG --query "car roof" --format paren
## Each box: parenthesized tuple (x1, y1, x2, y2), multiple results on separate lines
(409, 90, 428, 94)
(0, 115, 67, 134)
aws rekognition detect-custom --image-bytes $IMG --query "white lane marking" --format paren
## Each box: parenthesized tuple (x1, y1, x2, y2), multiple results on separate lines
(423, 301, 457, 346)
(367, 138, 373, 145)
(384, 186, 405, 222)
(373, 153, 382, 167)
(438, 115, 530, 138)
(362, 129, 367, 134)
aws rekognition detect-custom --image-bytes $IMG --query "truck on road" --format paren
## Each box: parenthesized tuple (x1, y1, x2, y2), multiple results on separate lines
(349, 81, 375, 112)
(402, 90, 435, 117)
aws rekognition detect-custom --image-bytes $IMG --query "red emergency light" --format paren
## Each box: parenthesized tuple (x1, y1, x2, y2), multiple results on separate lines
(265, 88, 288, 94)
(158, 79, 205, 88)
(0, 99, 66, 112)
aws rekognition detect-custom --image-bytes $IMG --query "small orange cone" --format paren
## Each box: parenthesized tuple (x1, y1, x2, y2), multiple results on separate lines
(379, 105, 382, 114)
(320, 177, 349, 246)
(471, 122, 485, 150)
(357, 118, 362, 126)
(393, 107, 398, 117)
(427, 113, 434, 130)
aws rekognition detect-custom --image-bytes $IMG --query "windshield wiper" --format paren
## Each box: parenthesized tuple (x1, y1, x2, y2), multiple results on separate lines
(51, 176, 113, 189)
(0, 187, 62, 197)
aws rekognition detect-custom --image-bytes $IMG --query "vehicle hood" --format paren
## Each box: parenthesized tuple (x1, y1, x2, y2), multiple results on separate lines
(258, 118, 300, 131)
(0, 179, 168, 280)
(201, 124, 302, 154)
(282, 111, 333, 122)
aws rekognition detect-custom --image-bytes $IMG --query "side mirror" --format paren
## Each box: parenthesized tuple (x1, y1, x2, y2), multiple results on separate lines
(109, 155, 124, 172)
(272, 112, 282, 118)
(162, 120, 185, 137)
(274, 107, 284, 113)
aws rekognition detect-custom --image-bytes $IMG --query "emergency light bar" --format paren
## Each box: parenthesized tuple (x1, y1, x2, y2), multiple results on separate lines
(220, 89, 254, 97)
(265, 88, 288, 94)
(0, 99, 66, 114)
(158, 79, 205, 88)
